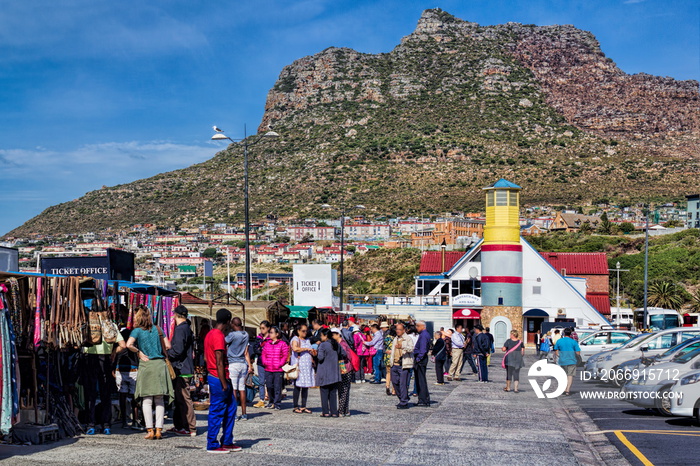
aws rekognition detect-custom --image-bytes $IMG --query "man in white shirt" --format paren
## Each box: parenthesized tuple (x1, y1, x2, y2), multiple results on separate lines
(448, 325, 466, 381)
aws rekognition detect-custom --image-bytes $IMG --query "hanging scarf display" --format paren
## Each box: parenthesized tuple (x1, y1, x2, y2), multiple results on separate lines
(0, 289, 20, 435)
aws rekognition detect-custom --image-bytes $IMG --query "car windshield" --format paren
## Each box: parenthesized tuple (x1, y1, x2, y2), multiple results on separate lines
(659, 339, 700, 359)
(673, 346, 700, 364)
(622, 333, 655, 349)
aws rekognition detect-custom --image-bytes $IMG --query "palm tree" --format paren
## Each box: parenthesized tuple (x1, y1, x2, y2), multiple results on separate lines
(648, 281, 685, 310)
(686, 288, 700, 313)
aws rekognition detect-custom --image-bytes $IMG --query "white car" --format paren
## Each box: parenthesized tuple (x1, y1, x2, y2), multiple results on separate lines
(583, 328, 700, 385)
(670, 369, 700, 425)
(578, 330, 637, 362)
(622, 346, 700, 415)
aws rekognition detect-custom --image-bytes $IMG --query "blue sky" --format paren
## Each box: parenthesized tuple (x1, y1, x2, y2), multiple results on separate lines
(1, 0, 697, 235)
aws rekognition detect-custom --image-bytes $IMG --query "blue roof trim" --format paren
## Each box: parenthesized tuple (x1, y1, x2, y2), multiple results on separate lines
(520, 238, 611, 326)
(417, 275, 445, 280)
(483, 178, 522, 190)
(445, 239, 483, 277)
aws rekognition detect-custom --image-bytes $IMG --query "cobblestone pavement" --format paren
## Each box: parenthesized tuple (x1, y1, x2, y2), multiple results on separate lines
(0, 352, 629, 465)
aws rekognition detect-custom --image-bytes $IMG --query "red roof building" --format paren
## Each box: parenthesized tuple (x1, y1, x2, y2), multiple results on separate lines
(419, 251, 466, 274)
(541, 252, 610, 315)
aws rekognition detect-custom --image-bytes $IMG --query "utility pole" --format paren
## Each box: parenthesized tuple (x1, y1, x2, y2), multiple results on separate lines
(643, 205, 650, 329)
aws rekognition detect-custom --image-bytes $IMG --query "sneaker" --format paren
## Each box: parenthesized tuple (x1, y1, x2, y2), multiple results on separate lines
(266, 403, 275, 409)
(238, 414, 248, 421)
(86, 427, 96, 435)
(121, 422, 129, 429)
(434, 382, 444, 385)
(253, 401, 266, 408)
(223, 444, 242, 452)
(207, 447, 230, 454)
(166, 427, 180, 433)
(190, 430, 197, 437)
(175, 429, 192, 436)
(103, 428, 111, 435)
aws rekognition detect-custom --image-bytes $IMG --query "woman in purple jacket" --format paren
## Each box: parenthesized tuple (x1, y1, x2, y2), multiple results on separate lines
(260, 327, 290, 410)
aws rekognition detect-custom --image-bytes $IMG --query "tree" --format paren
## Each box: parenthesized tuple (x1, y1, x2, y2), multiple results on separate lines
(619, 222, 635, 234)
(578, 222, 593, 235)
(599, 212, 613, 235)
(687, 289, 700, 313)
(648, 281, 685, 310)
(202, 247, 218, 258)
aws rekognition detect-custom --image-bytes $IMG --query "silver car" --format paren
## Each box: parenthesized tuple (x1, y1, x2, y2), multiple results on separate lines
(616, 337, 700, 387)
(669, 369, 700, 425)
(584, 328, 700, 385)
(622, 346, 700, 415)
(578, 330, 638, 362)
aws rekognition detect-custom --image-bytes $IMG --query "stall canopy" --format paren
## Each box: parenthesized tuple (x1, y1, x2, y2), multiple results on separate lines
(453, 308, 481, 319)
(109, 280, 179, 296)
(287, 305, 315, 319)
(523, 308, 549, 317)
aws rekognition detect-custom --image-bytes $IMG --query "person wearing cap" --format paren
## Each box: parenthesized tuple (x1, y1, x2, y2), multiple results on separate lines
(167, 305, 197, 436)
(364, 323, 386, 384)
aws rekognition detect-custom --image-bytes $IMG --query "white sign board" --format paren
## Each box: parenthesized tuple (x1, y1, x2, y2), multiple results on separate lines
(452, 293, 481, 306)
(293, 264, 333, 308)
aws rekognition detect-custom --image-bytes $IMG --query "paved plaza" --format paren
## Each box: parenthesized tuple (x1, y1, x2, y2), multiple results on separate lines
(0, 352, 629, 465)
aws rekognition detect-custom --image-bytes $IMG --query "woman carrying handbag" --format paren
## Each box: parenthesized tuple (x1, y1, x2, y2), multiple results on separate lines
(431, 331, 447, 385)
(502, 330, 525, 393)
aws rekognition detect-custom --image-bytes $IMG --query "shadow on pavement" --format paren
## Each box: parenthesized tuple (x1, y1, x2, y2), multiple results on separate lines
(0, 437, 79, 459)
(665, 417, 699, 427)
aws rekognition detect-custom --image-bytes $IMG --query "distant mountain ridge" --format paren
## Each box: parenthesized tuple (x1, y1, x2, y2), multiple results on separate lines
(7, 8, 699, 238)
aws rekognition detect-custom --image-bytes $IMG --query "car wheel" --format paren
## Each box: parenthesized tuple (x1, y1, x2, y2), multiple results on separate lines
(610, 366, 624, 388)
(654, 385, 674, 417)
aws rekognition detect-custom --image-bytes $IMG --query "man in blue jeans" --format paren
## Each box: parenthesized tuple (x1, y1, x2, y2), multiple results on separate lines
(204, 309, 241, 454)
(364, 323, 385, 384)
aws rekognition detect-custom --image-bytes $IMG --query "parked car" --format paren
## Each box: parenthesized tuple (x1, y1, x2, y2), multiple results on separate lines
(616, 338, 700, 387)
(622, 346, 700, 415)
(669, 369, 700, 426)
(584, 328, 700, 385)
(578, 330, 638, 362)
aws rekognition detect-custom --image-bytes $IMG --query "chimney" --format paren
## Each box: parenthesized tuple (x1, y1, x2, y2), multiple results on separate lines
(440, 239, 447, 273)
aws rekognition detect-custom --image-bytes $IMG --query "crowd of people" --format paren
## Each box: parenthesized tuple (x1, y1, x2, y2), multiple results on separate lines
(100, 305, 547, 454)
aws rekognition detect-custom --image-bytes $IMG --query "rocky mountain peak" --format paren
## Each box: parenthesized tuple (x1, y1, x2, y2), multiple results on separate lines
(7, 9, 700, 237)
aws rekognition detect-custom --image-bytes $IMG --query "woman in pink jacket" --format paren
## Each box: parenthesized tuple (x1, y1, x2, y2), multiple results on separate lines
(260, 327, 290, 409)
(353, 329, 370, 383)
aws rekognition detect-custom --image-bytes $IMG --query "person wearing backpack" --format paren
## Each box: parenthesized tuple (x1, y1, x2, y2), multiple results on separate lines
(539, 332, 552, 360)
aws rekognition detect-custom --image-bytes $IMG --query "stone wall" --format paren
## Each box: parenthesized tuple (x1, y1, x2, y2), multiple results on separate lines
(481, 306, 523, 341)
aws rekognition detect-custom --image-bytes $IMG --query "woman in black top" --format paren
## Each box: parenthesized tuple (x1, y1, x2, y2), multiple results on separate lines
(502, 330, 525, 393)
(431, 331, 447, 385)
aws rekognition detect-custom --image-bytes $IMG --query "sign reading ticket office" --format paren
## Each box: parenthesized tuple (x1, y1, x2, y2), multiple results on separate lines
(293, 264, 333, 308)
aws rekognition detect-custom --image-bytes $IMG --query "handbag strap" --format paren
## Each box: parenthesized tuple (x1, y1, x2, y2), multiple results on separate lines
(501, 340, 522, 369)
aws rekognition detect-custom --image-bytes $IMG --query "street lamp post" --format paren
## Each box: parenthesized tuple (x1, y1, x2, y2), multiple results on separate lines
(609, 261, 629, 322)
(322, 203, 365, 311)
(212, 125, 278, 301)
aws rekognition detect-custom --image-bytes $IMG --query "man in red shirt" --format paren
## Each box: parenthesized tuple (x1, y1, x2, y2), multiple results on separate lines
(204, 309, 241, 454)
